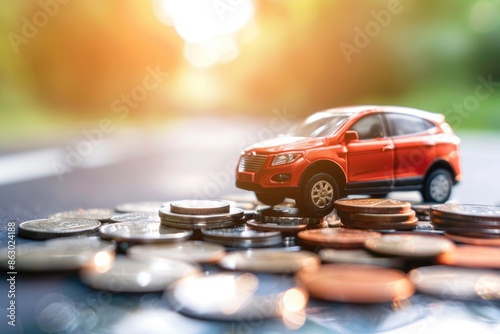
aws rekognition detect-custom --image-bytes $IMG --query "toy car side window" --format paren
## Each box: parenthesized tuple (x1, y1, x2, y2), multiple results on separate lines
(386, 113, 433, 137)
(349, 114, 386, 140)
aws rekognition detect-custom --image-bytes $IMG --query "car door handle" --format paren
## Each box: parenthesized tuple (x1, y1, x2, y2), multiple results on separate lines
(382, 145, 394, 151)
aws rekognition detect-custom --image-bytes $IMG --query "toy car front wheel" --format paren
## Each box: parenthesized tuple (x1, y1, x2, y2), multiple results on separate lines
(422, 168, 453, 203)
(297, 173, 339, 217)
(255, 192, 286, 206)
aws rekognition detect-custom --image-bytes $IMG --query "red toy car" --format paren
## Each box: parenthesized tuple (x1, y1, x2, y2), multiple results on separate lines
(236, 106, 461, 216)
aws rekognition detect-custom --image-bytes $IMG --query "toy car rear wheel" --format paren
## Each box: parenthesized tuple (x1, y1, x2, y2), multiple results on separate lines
(297, 173, 339, 217)
(255, 192, 286, 206)
(422, 168, 453, 203)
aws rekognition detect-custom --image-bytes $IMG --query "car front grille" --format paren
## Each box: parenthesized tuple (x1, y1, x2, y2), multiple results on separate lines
(238, 154, 267, 172)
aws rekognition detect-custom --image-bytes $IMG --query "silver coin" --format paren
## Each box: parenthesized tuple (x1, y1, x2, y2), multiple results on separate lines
(170, 200, 230, 215)
(246, 219, 308, 232)
(99, 221, 192, 243)
(408, 265, 500, 300)
(159, 206, 244, 224)
(256, 207, 323, 225)
(218, 249, 320, 273)
(115, 201, 168, 213)
(319, 248, 404, 269)
(0, 236, 115, 272)
(160, 218, 240, 230)
(431, 203, 500, 222)
(19, 218, 101, 240)
(80, 257, 200, 292)
(364, 234, 456, 257)
(49, 209, 115, 222)
(202, 225, 282, 248)
(127, 241, 226, 264)
(165, 272, 307, 320)
(110, 212, 160, 223)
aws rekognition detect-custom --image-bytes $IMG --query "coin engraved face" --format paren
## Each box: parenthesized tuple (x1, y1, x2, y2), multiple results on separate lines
(170, 200, 230, 215)
(49, 209, 114, 221)
(21, 218, 101, 232)
(335, 198, 411, 214)
(111, 212, 160, 223)
(431, 204, 500, 219)
(365, 234, 456, 257)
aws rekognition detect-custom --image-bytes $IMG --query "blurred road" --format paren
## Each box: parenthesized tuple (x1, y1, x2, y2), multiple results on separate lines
(1, 117, 500, 333)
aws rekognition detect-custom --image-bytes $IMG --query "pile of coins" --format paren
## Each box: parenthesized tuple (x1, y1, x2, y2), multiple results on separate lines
(3, 197, 500, 324)
(430, 203, 500, 246)
(335, 198, 418, 230)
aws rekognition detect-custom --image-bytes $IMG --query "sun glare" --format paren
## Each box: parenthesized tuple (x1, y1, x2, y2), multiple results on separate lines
(155, 0, 254, 67)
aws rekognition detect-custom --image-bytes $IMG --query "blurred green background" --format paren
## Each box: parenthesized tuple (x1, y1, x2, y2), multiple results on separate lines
(1, 0, 500, 148)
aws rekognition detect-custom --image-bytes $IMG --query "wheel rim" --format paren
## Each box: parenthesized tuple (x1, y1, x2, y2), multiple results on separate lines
(310, 180, 334, 209)
(429, 174, 450, 202)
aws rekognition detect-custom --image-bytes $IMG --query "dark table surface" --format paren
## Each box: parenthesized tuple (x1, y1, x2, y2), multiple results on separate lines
(1, 117, 500, 333)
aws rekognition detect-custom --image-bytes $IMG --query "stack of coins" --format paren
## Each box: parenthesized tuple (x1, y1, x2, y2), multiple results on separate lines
(159, 200, 244, 230)
(334, 198, 418, 230)
(430, 204, 500, 241)
(246, 207, 326, 233)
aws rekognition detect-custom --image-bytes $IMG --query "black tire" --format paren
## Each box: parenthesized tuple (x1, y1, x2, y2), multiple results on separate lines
(422, 168, 453, 203)
(255, 192, 286, 206)
(296, 173, 339, 217)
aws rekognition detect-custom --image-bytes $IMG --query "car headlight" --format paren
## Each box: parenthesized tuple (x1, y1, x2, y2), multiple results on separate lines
(271, 153, 301, 166)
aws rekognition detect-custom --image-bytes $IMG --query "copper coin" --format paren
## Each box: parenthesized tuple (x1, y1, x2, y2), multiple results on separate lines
(444, 232, 500, 246)
(437, 245, 500, 269)
(297, 228, 381, 249)
(170, 200, 230, 215)
(430, 203, 500, 222)
(334, 198, 411, 214)
(364, 234, 455, 257)
(408, 265, 500, 300)
(340, 217, 418, 230)
(296, 264, 415, 303)
(338, 210, 416, 223)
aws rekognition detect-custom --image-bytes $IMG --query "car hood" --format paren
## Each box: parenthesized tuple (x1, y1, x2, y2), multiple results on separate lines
(245, 136, 325, 153)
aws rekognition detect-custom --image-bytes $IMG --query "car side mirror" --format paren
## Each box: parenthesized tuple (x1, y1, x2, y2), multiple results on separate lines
(344, 131, 359, 144)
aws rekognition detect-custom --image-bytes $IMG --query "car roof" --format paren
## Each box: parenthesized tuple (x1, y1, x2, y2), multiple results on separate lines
(319, 105, 445, 123)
